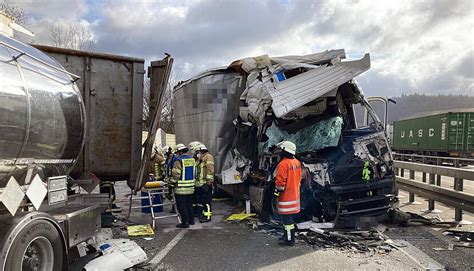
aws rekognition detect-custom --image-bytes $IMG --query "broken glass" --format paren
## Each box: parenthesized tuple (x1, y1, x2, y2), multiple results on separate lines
(259, 116, 343, 154)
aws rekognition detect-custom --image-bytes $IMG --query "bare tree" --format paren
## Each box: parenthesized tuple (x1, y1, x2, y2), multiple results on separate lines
(159, 76, 176, 133)
(48, 22, 95, 50)
(0, 1, 27, 24)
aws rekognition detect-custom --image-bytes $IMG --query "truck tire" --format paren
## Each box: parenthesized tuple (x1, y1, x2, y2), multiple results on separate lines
(4, 219, 64, 271)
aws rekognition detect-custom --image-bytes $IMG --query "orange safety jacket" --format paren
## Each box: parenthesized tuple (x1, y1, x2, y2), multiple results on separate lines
(275, 157, 302, 215)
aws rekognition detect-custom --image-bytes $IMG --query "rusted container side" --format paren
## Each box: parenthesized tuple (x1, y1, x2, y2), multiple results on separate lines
(32, 44, 145, 182)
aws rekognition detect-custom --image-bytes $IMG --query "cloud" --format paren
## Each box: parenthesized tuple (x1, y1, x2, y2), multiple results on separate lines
(8, 0, 474, 96)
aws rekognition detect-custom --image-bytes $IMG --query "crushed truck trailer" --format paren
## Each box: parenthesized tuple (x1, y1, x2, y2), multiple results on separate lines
(174, 50, 397, 227)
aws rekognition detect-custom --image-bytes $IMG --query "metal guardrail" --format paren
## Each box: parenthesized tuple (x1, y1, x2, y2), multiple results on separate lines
(393, 153, 474, 166)
(394, 160, 474, 222)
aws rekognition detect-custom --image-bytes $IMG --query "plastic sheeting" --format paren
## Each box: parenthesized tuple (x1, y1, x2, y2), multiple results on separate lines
(260, 117, 343, 154)
(173, 70, 245, 174)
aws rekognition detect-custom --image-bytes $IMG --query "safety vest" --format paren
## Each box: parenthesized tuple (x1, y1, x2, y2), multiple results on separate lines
(174, 155, 196, 195)
(275, 157, 302, 215)
(196, 152, 215, 187)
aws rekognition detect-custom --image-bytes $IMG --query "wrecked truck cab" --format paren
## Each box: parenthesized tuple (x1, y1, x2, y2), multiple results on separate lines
(173, 50, 396, 228)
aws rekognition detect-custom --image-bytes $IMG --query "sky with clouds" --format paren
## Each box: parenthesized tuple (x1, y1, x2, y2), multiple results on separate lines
(6, 0, 474, 97)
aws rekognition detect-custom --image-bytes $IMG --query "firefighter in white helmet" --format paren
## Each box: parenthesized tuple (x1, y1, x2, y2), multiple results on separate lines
(188, 141, 202, 158)
(194, 144, 215, 223)
(273, 140, 301, 246)
(170, 143, 196, 228)
(188, 141, 202, 214)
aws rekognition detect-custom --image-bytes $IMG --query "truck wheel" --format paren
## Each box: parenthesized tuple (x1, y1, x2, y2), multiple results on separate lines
(4, 219, 64, 271)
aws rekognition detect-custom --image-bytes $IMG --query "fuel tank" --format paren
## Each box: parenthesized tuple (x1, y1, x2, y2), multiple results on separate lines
(0, 35, 86, 186)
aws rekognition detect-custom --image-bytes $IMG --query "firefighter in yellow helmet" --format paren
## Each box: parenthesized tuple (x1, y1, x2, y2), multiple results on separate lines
(195, 144, 215, 223)
(170, 143, 196, 228)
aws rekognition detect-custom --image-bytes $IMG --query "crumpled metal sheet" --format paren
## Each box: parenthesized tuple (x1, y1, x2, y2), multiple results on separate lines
(259, 116, 343, 154)
(270, 53, 371, 118)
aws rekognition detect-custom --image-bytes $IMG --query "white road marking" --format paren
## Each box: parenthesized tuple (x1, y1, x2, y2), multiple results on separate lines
(163, 225, 222, 233)
(149, 229, 188, 265)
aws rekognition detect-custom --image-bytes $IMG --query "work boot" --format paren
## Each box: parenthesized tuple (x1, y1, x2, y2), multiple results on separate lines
(199, 217, 211, 223)
(279, 228, 295, 246)
(176, 223, 189, 229)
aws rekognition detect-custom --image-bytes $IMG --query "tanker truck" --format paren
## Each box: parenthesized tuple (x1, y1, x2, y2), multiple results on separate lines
(174, 51, 397, 227)
(0, 21, 171, 269)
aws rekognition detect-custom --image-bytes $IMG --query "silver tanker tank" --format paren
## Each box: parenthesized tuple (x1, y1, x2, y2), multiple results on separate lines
(0, 34, 86, 186)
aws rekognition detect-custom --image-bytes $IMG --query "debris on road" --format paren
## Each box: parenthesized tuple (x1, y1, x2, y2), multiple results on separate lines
(444, 224, 474, 244)
(300, 226, 393, 253)
(242, 216, 394, 253)
(84, 239, 147, 270)
(226, 213, 257, 221)
(127, 224, 155, 236)
(296, 221, 334, 230)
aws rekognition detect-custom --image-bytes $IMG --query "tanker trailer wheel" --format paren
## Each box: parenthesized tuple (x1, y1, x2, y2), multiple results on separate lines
(4, 219, 64, 271)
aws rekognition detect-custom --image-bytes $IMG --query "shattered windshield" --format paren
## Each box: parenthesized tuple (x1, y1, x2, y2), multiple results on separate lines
(259, 116, 343, 154)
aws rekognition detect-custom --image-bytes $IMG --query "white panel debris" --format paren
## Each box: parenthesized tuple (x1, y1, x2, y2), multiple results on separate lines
(84, 239, 147, 271)
(26, 174, 47, 210)
(270, 54, 371, 117)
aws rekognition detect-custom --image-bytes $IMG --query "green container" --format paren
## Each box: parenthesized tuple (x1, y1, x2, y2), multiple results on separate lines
(392, 110, 474, 157)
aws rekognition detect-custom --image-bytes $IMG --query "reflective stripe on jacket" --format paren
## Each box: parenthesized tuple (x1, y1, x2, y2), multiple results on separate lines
(170, 155, 196, 195)
(196, 152, 215, 187)
(275, 157, 302, 215)
(152, 154, 166, 179)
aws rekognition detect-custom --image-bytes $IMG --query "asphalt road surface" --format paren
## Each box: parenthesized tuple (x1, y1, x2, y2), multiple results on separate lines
(110, 182, 468, 270)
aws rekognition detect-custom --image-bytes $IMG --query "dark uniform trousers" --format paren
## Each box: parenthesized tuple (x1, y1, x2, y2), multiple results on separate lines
(175, 194, 194, 225)
(195, 184, 212, 219)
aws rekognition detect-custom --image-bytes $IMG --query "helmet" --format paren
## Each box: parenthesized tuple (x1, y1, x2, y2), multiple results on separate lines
(277, 141, 296, 155)
(197, 144, 207, 151)
(176, 143, 187, 152)
(152, 146, 162, 156)
(163, 145, 171, 154)
(188, 141, 202, 151)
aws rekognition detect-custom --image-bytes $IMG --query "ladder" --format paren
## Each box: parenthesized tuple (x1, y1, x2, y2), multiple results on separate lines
(127, 185, 181, 229)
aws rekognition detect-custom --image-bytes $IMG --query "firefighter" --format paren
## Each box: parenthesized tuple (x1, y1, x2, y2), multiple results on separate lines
(273, 141, 302, 246)
(163, 145, 177, 181)
(163, 145, 178, 213)
(188, 141, 202, 215)
(170, 143, 196, 228)
(151, 146, 166, 181)
(195, 144, 215, 223)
